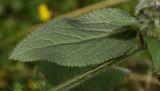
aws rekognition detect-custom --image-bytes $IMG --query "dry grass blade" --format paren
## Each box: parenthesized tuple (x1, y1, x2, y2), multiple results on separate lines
(64, 0, 127, 17)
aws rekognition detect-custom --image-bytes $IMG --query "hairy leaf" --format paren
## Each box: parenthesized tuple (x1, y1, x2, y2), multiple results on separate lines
(145, 37, 160, 75)
(77, 8, 136, 30)
(135, 0, 152, 14)
(39, 62, 130, 91)
(10, 8, 137, 67)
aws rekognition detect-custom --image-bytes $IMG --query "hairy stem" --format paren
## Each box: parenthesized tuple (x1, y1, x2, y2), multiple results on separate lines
(49, 48, 143, 91)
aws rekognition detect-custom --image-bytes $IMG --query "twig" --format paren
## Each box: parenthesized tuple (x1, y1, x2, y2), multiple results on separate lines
(145, 70, 152, 91)
(64, 0, 127, 17)
(129, 73, 160, 85)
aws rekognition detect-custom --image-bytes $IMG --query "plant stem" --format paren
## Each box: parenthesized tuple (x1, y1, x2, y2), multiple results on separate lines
(49, 48, 143, 91)
(64, 0, 127, 17)
(129, 73, 160, 85)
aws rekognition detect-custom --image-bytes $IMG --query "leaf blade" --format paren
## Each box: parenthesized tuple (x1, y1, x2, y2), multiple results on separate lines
(71, 66, 130, 91)
(39, 62, 130, 91)
(145, 37, 160, 75)
(10, 8, 137, 67)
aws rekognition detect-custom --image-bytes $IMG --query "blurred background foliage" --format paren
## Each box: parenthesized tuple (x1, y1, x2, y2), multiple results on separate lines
(0, 0, 160, 91)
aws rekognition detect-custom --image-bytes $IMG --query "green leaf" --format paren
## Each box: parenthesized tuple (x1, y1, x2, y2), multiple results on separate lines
(10, 8, 137, 67)
(71, 66, 130, 91)
(145, 37, 160, 75)
(39, 62, 130, 91)
(39, 62, 93, 86)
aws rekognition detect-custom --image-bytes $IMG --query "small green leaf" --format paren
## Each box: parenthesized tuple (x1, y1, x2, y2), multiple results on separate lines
(145, 37, 160, 75)
(10, 8, 137, 67)
(13, 82, 23, 91)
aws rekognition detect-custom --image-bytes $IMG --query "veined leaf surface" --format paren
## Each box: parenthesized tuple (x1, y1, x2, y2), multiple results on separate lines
(10, 8, 137, 67)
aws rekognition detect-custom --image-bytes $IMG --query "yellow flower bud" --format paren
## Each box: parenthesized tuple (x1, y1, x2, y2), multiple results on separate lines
(38, 4, 52, 21)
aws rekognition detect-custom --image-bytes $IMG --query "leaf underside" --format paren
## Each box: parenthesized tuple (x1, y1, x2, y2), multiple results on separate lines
(71, 67, 130, 91)
(10, 8, 137, 67)
(39, 62, 130, 91)
(145, 37, 160, 75)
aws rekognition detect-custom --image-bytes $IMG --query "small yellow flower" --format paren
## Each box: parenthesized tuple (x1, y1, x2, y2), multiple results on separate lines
(38, 3, 52, 21)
